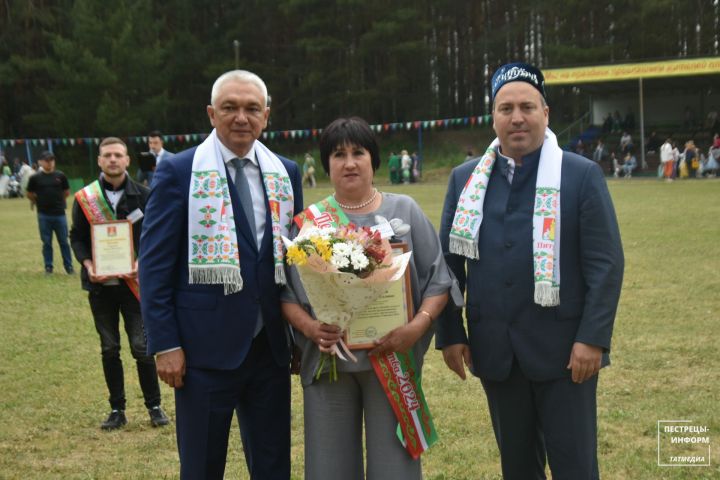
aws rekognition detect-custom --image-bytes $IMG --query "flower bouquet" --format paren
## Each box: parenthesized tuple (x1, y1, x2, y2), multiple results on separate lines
(284, 223, 411, 380)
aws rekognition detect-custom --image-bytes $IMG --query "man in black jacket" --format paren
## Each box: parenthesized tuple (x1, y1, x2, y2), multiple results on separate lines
(70, 137, 168, 430)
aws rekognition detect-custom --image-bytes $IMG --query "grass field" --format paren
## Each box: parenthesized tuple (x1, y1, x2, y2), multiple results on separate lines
(1, 177, 718, 479)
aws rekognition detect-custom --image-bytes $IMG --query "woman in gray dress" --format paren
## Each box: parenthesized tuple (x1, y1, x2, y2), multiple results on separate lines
(282, 117, 456, 479)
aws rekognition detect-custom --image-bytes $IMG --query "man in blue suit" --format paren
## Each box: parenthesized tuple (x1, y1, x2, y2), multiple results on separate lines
(139, 70, 303, 479)
(437, 63, 623, 479)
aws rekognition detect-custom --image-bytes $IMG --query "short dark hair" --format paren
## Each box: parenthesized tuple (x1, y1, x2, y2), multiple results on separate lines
(38, 151, 56, 161)
(99, 137, 128, 153)
(148, 130, 163, 139)
(319, 117, 380, 174)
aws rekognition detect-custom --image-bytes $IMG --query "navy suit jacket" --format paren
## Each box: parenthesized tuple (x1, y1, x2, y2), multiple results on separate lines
(139, 144, 303, 370)
(436, 148, 624, 382)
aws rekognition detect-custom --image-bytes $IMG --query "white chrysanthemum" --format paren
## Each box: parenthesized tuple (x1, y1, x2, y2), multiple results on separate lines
(350, 251, 369, 270)
(333, 242, 352, 256)
(331, 252, 350, 269)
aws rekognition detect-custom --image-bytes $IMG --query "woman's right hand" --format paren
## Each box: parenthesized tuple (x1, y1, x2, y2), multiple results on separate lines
(281, 302, 343, 354)
(307, 321, 343, 353)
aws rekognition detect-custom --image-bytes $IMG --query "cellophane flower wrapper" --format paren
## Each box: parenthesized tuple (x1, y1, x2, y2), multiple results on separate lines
(294, 251, 411, 329)
(283, 224, 412, 379)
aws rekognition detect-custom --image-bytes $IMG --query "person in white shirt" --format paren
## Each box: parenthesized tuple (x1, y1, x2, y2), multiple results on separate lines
(620, 131, 633, 154)
(660, 138, 674, 181)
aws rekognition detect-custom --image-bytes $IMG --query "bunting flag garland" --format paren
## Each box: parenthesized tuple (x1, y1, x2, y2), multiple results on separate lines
(0, 114, 494, 150)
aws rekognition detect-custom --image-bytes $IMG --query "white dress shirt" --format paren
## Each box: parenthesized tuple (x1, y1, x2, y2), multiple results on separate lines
(154, 148, 168, 167)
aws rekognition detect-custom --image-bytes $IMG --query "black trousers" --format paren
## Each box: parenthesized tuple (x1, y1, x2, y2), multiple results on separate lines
(88, 283, 161, 410)
(480, 359, 599, 480)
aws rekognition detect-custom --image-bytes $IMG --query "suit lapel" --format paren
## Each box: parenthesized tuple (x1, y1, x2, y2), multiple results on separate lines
(256, 164, 273, 257)
(258, 204, 272, 256)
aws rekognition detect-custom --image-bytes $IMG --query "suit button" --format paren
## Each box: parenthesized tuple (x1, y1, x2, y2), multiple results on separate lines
(254, 296, 261, 304)
(505, 280, 513, 287)
(504, 241, 513, 248)
(507, 205, 514, 213)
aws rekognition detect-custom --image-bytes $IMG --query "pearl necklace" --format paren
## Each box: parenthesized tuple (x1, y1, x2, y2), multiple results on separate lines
(333, 188, 378, 210)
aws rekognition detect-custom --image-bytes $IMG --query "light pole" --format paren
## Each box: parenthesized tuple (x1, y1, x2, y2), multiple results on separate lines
(233, 40, 240, 69)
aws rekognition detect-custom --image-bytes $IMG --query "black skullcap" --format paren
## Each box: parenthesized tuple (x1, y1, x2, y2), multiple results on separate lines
(491, 63, 546, 102)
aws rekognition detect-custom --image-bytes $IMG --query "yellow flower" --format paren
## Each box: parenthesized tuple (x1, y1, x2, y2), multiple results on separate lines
(286, 246, 308, 265)
(313, 238, 332, 261)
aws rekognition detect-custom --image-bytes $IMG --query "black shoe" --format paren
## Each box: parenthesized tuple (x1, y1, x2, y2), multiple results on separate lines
(148, 406, 169, 427)
(45, 267, 53, 275)
(101, 409, 127, 430)
(65, 267, 75, 275)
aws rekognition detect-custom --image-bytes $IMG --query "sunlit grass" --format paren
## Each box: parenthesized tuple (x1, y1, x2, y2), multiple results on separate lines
(1, 176, 718, 479)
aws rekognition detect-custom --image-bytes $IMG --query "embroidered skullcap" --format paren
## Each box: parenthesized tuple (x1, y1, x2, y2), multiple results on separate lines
(491, 62, 546, 102)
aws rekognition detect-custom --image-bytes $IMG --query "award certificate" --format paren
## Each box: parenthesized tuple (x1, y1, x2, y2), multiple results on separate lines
(91, 220, 135, 277)
(347, 244, 413, 349)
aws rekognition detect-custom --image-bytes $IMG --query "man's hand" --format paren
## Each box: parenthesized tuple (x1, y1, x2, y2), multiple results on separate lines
(442, 343, 472, 380)
(156, 349, 186, 388)
(566, 342, 602, 383)
(83, 259, 113, 283)
(119, 260, 138, 280)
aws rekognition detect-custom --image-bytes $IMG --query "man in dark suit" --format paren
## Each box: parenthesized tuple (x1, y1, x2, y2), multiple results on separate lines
(139, 70, 303, 479)
(437, 63, 624, 479)
(137, 131, 173, 187)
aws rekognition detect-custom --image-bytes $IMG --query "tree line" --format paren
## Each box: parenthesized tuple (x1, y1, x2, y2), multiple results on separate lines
(1, 0, 718, 139)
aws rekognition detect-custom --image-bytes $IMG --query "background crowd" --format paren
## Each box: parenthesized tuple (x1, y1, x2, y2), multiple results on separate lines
(576, 120, 720, 180)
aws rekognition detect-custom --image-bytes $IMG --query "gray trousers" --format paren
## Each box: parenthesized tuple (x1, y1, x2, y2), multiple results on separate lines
(303, 370, 422, 480)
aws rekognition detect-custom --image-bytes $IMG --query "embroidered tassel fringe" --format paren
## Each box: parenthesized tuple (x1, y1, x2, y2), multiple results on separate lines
(449, 236, 479, 260)
(189, 265, 244, 295)
(534, 282, 560, 307)
(274, 265, 287, 286)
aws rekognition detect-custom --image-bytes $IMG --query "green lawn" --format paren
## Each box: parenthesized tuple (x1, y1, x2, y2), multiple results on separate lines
(1, 177, 718, 479)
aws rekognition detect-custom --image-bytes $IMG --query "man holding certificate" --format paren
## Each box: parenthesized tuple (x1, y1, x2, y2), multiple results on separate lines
(70, 137, 168, 431)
